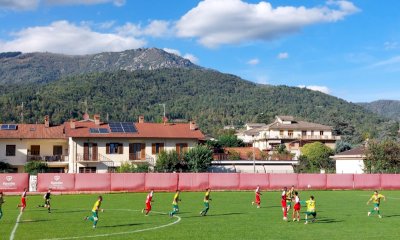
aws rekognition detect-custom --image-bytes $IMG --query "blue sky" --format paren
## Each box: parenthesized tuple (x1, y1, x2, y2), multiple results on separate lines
(0, 0, 399, 102)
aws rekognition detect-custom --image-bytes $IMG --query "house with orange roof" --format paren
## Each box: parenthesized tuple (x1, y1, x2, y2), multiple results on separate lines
(0, 114, 205, 173)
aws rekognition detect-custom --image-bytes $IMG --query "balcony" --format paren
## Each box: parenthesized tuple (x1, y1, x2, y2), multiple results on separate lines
(256, 134, 340, 141)
(27, 155, 68, 162)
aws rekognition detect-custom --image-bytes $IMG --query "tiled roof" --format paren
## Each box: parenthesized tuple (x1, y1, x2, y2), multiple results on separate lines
(334, 146, 365, 156)
(245, 123, 267, 128)
(0, 124, 65, 139)
(277, 115, 294, 121)
(268, 121, 332, 130)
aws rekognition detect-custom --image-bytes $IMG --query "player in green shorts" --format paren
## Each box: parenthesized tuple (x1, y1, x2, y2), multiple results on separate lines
(0, 192, 5, 220)
(84, 196, 103, 228)
(367, 191, 386, 218)
(169, 190, 181, 217)
(304, 195, 316, 224)
(286, 185, 295, 213)
(200, 188, 211, 216)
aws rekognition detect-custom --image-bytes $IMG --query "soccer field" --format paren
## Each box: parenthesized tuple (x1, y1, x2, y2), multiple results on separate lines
(0, 190, 398, 240)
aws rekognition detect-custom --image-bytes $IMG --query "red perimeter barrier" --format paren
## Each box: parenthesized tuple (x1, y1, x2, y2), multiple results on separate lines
(75, 173, 111, 192)
(326, 174, 354, 189)
(0, 173, 29, 192)
(353, 174, 381, 190)
(297, 174, 327, 190)
(239, 174, 269, 190)
(37, 173, 75, 192)
(269, 174, 298, 190)
(145, 173, 178, 191)
(111, 173, 145, 192)
(380, 174, 400, 190)
(208, 173, 240, 190)
(178, 173, 209, 191)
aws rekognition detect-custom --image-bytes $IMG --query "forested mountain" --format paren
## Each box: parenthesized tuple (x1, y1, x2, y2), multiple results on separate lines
(358, 100, 400, 121)
(0, 68, 397, 143)
(0, 48, 198, 84)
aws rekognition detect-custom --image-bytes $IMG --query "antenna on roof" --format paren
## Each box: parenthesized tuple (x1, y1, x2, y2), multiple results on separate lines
(159, 103, 166, 118)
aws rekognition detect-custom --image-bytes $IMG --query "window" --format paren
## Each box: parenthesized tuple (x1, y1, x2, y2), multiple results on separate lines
(53, 146, 63, 156)
(320, 131, 324, 136)
(279, 130, 284, 136)
(6, 145, 16, 156)
(129, 143, 145, 160)
(176, 143, 188, 155)
(106, 143, 123, 154)
(30, 145, 40, 156)
(302, 131, 307, 136)
(79, 167, 96, 173)
(288, 130, 293, 137)
(47, 167, 65, 173)
(152, 143, 164, 154)
(311, 130, 314, 136)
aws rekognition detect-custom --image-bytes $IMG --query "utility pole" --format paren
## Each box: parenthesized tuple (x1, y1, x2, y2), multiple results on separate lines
(159, 103, 166, 118)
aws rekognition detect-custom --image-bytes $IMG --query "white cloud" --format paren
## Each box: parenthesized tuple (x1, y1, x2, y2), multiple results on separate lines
(183, 53, 199, 64)
(371, 56, 400, 68)
(116, 20, 171, 38)
(0, 0, 39, 10)
(255, 75, 269, 84)
(175, 0, 359, 48)
(298, 85, 330, 94)
(384, 41, 399, 50)
(0, 20, 146, 54)
(162, 48, 199, 63)
(247, 58, 260, 65)
(0, 0, 125, 10)
(277, 52, 289, 59)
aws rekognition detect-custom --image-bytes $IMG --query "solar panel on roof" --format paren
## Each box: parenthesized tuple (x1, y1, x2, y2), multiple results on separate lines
(109, 122, 137, 133)
(89, 128, 109, 134)
(99, 128, 109, 133)
(1, 124, 18, 130)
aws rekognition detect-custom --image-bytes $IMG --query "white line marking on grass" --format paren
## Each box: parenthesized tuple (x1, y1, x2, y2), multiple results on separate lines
(41, 210, 181, 240)
(10, 211, 23, 240)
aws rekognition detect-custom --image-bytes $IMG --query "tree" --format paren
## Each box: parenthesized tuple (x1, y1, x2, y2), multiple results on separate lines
(217, 134, 244, 147)
(364, 140, 400, 173)
(300, 142, 335, 173)
(185, 145, 213, 172)
(24, 161, 48, 175)
(117, 162, 150, 173)
(335, 141, 352, 153)
(155, 150, 186, 172)
(0, 161, 13, 173)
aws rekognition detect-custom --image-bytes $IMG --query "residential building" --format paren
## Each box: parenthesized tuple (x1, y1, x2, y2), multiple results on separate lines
(0, 115, 204, 173)
(237, 116, 340, 159)
(331, 146, 366, 174)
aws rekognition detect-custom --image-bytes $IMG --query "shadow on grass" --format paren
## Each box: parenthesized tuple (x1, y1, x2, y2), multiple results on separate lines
(100, 223, 145, 228)
(380, 214, 400, 218)
(19, 219, 53, 223)
(314, 218, 343, 224)
(184, 212, 244, 218)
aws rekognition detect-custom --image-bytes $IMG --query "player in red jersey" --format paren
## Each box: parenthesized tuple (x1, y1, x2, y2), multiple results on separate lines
(142, 190, 154, 216)
(17, 188, 27, 212)
(281, 187, 288, 221)
(292, 191, 301, 222)
(252, 186, 262, 208)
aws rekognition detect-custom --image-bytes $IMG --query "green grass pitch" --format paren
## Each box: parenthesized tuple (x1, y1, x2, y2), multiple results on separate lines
(0, 190, 399, 240)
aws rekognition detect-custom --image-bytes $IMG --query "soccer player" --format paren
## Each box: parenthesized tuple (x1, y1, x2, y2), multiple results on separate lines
(252, 186, 262, 208)
(38, 189, 51, 213)
(0, 192, 5, 220)
(17, 188, 27, 212)
(200, 188, 211, 216)
(142, 190, 154, 216)
(305, 195, 316, 224)
(84, 196, 103, 228)
(292, 191, 300, 222)
(281, 187, 288, 221)
(286, 185, 295, 213)
(367, 190, 386, 218)
(169, 190, 181, 217)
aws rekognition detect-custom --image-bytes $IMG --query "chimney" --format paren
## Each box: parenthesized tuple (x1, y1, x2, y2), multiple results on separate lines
(83, 113, 90, 121)
(70, 119, 76, 129)
(138, 115, 145, 123)
(189, 121, 198, 131)
(94, 114, 100, 125)
(44, 115, 50, 128)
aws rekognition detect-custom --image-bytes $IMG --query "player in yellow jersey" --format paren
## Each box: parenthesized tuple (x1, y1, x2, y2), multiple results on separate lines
(367, 191, 386, 218)
(169, 190, 181, 217)
(304, 195, 316, 224)
(286, 185, 295, 213)
(0, 192, 5, 221)
(200, 188, 211, 216)
(84, 196, 103, 228)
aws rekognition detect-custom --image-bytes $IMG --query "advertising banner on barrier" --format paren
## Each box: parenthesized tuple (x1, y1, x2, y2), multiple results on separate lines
(353, 174, 380, 190)
(239, 174, 269, 190)
(208, 173, 240, 190)
(145, 173, 178, 191)
(111, 173, 146, 192)
(297, 174, 327, 190)
(178, 173, 209, 191)
(0, 173, 29, 192)
(37, 174, 75, 192)
(326, 174, 354, 189)
(75, 173, 111, 192)
(269, 174, 298, 189)
(380, 174, 400, 189)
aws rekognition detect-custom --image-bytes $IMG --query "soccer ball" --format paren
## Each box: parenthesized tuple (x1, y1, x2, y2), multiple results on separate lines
(307, 184, 311, 189)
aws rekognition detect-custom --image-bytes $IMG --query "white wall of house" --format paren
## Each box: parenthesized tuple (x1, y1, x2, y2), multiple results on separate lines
(336, 159, 365, 174)
(209, 164, 294, 173)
